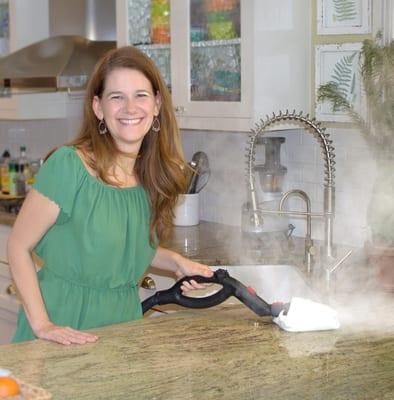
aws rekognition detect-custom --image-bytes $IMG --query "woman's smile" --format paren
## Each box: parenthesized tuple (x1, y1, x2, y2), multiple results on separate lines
(118, 117, 143, 125)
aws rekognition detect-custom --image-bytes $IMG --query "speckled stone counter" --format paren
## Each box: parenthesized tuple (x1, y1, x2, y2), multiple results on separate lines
(1, 305, 393, 400)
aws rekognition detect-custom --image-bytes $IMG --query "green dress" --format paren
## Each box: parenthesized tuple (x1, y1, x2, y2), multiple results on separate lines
(13, 146, 157, 342)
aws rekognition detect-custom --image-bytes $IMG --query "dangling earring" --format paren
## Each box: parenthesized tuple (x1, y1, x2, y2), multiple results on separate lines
(98, 119, 108, 135)
(151, 116, 160, 133)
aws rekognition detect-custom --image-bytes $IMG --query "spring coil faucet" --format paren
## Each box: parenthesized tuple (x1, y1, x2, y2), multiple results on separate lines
(245, 110, 336, 261)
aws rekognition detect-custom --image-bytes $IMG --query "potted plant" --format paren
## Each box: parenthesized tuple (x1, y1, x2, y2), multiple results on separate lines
(317, 33, 394, 291)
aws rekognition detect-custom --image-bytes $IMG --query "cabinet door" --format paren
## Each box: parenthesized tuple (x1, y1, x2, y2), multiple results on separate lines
(0, 224, 11, 262)
(116, 0, 253, 131)
(8, 0, 49, 53)
(117, 0, 172, 88)
(171, 0, 253, 131)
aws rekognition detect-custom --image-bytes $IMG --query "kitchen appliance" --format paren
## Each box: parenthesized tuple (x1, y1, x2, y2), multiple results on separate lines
(0, 0, 116, 95)
(142, 269, 288, 317)
(242, 136, 289, 235)
(142, 269, 340, 332)
(254, 137, 287, 201)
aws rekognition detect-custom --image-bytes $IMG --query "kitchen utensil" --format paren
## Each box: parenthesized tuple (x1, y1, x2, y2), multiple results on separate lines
(195, 168, 211, 193)
(187, 151, 210, 194)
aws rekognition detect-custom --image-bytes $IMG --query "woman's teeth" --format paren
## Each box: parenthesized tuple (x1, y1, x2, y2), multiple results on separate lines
(119, 118, 142, 125)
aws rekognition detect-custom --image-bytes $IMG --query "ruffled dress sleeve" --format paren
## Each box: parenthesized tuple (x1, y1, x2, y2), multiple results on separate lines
(33, 146, 83, 224)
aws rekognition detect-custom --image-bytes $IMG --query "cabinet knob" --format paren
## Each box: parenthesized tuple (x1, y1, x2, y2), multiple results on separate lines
(174, 106, 186, 114)
(141, 276, 156, 290)
(6, 283, 17, 296)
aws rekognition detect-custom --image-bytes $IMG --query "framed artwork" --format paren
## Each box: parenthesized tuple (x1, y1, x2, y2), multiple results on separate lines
(315, 43, 363, 122)
(317, 0, 371, 35)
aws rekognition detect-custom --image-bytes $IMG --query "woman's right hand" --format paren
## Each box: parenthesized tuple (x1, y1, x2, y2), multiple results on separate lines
(34, 321, 99, 345)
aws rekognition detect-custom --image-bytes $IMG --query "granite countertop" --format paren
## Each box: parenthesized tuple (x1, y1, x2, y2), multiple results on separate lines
(1, 305, 393, 400)
(1, 213, 393, 399)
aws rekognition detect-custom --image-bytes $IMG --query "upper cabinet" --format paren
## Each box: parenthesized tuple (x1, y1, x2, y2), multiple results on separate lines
(117, 0, 311, 132)
(117, 0, 252, 131)
(0, 0, 49, 56)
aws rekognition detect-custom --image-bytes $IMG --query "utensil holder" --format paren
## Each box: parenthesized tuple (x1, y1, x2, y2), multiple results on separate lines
(173, 193, 200, 226)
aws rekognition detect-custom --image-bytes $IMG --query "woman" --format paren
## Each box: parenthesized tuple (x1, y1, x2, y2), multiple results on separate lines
(7, 46, 213, 345)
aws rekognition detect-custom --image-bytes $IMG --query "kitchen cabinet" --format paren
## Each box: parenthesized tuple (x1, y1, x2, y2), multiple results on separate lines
(0, 0, 86, 120)
(0, 0, 49, 55)
(0, 224, 17, 345)
(117, 0, 311, 131)
(117, 0, 253, 131)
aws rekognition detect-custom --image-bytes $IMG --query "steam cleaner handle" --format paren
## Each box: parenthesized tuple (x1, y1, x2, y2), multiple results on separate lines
(221, 275, 274, 316)
(141, 273, 233, 314)
(224, 275, 290, 317)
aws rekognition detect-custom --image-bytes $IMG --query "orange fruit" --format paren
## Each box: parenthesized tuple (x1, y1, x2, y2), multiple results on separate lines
(0, 377, 20, 397)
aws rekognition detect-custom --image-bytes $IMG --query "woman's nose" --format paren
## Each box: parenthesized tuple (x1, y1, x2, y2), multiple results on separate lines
(123, 97, 136, 112)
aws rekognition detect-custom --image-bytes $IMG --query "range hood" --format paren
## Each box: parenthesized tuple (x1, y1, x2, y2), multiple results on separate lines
(0, 0, 116, 119)
(0, 35, 115, 95)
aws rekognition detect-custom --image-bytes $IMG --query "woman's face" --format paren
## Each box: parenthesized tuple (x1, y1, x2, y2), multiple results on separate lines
(93, 67, 161, 153)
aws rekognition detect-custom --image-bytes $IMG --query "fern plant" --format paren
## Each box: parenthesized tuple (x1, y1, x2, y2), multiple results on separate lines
(317, 34, 394, 246)
(333, 0, 357, 22)
(329, 51, 358, 103)
(317, 33, 394, 159)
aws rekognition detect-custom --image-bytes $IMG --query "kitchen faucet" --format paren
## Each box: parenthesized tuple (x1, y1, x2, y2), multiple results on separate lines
(244, 110, 336, 271)
(279, 190, 315, 273)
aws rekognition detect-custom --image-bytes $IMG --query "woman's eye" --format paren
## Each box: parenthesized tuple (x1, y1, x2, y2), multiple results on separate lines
(136, 92, 149, 98)
(110, 95, 123, 100)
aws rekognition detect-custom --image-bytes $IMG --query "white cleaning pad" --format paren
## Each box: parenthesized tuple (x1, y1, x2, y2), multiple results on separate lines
(273, 297, 340, 332)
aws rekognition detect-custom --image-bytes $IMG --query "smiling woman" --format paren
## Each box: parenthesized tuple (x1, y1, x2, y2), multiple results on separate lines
(7, 46, 213, 345)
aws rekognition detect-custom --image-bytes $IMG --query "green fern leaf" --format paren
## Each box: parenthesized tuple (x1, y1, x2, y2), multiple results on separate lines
(333, 0, 357, 22)
(329, 52, 358, 104)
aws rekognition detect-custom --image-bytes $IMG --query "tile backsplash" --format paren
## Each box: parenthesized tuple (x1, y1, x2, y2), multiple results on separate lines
(0, 118, 378, 248)
(0, 118, 81, 160)
(181, 126, 378, 248)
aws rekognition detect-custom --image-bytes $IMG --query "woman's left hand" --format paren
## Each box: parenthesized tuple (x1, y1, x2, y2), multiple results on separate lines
(173, 255, 214, 292)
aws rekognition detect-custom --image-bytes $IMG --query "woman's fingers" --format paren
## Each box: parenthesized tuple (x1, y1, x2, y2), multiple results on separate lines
(181, 280, 212, 293)
(37, 324, 98, 345)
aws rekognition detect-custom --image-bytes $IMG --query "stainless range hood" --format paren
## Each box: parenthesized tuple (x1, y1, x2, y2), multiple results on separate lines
(0, 35, 115, 95)
(0, 0, 116, 119)
(0, 0, 117, 95)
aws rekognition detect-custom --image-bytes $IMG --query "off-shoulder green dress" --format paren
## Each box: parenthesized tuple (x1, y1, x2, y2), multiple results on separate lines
(13, 146, 157, 342)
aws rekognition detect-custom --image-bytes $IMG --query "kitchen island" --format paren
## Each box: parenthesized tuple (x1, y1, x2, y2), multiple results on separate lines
(1, 305, 393, 400)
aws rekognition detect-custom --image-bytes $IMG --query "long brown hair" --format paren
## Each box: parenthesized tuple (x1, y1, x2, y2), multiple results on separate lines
(70, 46, 187, 242)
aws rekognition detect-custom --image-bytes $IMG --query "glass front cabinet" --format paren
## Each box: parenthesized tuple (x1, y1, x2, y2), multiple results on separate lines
(116, 0, 253, 131)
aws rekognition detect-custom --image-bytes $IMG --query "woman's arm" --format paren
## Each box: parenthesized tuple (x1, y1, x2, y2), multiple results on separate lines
(151, 246, 213, 290)
(7, 189, 97, 345)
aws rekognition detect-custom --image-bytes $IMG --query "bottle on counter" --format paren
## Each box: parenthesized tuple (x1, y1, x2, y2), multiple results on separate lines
(8, 162, 17, 197)
(0, 149, 11, 195)
(17, 145, 31, 195)
(16, 164, 27, 197)
(25, 160, 40, 192)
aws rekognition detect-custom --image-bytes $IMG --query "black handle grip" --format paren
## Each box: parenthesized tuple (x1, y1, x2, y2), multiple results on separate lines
(141, 270, 233, 313)
(141, 269, 289, 317)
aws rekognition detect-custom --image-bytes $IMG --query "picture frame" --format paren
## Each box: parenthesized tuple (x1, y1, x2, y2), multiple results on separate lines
(315, 43, 363, 122)
(317, 0, 371, 35)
